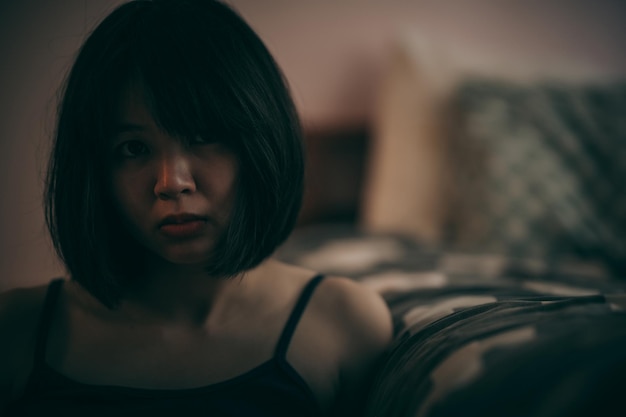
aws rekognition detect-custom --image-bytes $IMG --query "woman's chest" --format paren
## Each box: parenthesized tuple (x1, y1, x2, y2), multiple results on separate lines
(46, 307, 286, 389)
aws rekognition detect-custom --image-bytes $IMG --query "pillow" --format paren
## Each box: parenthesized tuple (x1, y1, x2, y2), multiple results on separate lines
(444, 79, 626, 274)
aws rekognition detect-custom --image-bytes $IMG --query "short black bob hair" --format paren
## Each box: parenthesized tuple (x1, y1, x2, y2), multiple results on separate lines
(45, 0, 304, 308)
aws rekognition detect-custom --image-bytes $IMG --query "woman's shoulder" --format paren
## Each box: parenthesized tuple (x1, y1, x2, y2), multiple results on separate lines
(314, 275, 392, 359)
(0, 281, 54, 406)
(311, 276, 392, 413)
(251, 260, 393, 412)
(263, 260, 392, 352)
(294, 272, 392, 413)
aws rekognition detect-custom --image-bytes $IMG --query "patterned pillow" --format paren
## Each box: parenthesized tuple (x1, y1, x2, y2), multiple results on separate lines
(444, 80, 626, 275)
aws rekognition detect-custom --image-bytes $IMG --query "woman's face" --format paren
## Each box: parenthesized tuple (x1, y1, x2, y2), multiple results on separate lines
(108, 90, 238, 266)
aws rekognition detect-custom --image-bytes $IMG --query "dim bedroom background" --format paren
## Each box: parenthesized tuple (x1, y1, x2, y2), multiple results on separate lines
(281, 2, 626, 416)
(2, 1, 626, 416)
(277, 30, 626, 416)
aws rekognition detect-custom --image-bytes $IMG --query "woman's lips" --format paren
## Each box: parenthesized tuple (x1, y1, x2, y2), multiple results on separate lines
(158, 214, 209, 238)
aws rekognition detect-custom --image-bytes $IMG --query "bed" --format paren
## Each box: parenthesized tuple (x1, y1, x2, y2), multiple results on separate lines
(277, 33, 626, 416)
(277, 225, 626, 416)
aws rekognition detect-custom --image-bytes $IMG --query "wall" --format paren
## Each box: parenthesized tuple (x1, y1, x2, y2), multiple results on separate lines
(1, 0, 625, 291)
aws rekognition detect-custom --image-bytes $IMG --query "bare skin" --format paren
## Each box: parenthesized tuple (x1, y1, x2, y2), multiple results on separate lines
(0, 259, 392, 415)
(0, 89, 392, 415)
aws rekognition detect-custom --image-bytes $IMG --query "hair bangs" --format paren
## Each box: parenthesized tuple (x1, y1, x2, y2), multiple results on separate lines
(125, 6, 258, 150)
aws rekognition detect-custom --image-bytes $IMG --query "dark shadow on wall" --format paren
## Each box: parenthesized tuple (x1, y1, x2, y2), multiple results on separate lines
(298, 124, 370, 226)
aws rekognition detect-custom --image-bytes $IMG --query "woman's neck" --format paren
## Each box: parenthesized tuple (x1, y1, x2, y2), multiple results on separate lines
(118, 258, 253, 327)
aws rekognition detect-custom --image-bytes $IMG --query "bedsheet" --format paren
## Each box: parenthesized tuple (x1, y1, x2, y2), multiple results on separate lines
(276, 224, 626, 417)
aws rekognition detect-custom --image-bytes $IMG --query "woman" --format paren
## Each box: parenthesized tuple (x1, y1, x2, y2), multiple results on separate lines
(0, 1, 392, 416)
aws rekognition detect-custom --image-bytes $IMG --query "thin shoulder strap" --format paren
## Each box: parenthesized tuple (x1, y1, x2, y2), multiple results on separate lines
(33, 278, 64, 362)
(275, 274, 325, 359)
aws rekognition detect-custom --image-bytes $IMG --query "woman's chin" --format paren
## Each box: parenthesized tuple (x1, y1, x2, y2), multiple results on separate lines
(164, 253, 213, 266)
(147, 246, 214, 268)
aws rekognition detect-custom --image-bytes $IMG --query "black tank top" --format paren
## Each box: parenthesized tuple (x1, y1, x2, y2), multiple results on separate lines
(7, 275, 326, 417)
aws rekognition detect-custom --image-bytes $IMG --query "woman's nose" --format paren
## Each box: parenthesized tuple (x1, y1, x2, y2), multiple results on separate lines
(153, 152, 196, 199)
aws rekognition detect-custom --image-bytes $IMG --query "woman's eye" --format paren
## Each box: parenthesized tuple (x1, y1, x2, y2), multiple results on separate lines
(116, 140, 149, 158)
